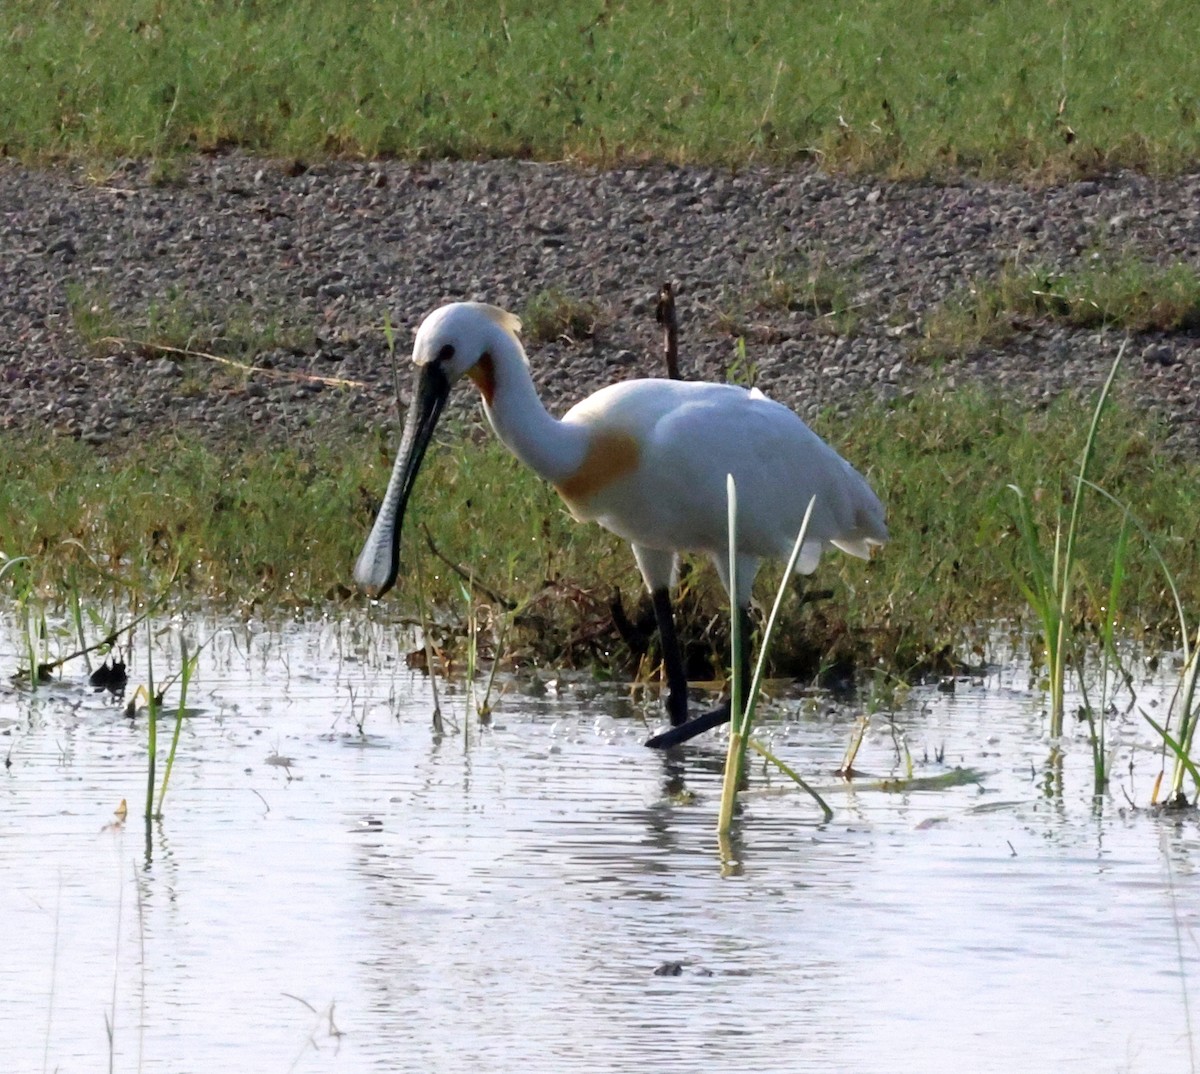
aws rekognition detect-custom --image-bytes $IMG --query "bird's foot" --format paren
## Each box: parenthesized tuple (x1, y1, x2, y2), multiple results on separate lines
(644, 701, 732, 749)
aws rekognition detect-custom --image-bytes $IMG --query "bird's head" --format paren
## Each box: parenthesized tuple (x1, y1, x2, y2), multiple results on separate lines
(353, 302, 524, 596)
(411, 301, 524, 394)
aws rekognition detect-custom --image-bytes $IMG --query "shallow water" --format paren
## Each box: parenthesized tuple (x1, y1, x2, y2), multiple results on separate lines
(2, 613, 1197, 1073)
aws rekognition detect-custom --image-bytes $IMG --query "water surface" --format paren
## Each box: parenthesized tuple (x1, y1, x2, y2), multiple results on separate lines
(2, 614, 1196, 1073)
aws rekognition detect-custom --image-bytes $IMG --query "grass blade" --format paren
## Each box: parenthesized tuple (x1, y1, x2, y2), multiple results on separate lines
(718, 475, 743, 836)
(1143, 710, 1200, 802)
(144, 634, 157, 821)
(718, 485, 819, 836)
(155, 635, 199, 816)
(1007, 341, 1126, 739)
(747, 738, 833, 821)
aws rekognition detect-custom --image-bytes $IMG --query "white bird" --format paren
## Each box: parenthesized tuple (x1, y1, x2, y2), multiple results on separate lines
(355, 301, 887, 747)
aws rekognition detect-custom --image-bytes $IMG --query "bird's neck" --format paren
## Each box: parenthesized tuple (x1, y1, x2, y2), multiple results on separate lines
(468, 344, 584, 484)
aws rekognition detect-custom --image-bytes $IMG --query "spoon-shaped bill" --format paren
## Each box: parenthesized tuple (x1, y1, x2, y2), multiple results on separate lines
(353, 362, 451, 596)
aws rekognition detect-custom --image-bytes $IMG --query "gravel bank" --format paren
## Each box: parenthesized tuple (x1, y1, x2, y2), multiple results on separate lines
(2, 155, 1198, 452)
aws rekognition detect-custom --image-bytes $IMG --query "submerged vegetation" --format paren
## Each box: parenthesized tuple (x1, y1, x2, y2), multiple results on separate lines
(1, 0, 1198, 176)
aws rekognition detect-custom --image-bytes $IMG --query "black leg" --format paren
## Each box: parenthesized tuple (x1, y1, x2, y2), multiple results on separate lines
(650, 586, 690, 727)
(645, 605, 752, 749)
(645, 700, 731, 748)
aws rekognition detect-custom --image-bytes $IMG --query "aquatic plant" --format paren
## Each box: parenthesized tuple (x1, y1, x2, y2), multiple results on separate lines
(1161, 634, 1200, 804)
(0, 554, 39, 687)
(131, 626, 204, 819)
(155, 636, 198, 817)
(1007, 344, 1125, 741)
(717, 477, 830, 840)
(476, 611, 509, 720)
(1087, 489, 1200, 805)
(411, 498, 447, 736)
(143, 636, 160, 820)
(0, 548, 198, 819)
(0, 554, 29, 585)
(1073, 512, 1133, 793)
(1082, 475, 1200, 804)
(1128, 509, 1200, 804)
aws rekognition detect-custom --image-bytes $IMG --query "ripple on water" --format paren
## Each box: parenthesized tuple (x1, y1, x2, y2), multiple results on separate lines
(0, 614, 1197, 1073)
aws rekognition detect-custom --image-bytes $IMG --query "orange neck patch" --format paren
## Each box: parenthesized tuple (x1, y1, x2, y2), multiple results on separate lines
(466, 352, 496, 406)
(555, 430, 640, 505)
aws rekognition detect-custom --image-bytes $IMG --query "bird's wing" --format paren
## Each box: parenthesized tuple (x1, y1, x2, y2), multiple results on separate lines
(639, 385, 885, 565)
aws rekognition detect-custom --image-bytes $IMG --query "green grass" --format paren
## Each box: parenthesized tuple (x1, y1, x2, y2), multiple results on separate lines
(715, 254, 863, 341)
(1034, 259, 1200, 332)
(758, 257, 859, 328)
(67, 281, 315, 361)
(3, 382, 1199, 683)
(919, 257, 1200, 359)
(1008, 346, 1124, 798)
(520, 289, 604, 345)
(1, 0, 1197, 175)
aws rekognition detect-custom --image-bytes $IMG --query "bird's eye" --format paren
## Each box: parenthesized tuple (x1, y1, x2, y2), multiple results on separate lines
(436, 344, 455, 363)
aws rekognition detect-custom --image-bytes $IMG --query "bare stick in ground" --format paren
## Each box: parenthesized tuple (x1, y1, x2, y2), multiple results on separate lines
(655, 282, 681, 380)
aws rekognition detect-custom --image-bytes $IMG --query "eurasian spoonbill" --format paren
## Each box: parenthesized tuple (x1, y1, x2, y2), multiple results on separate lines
(354, 302, 887, 748)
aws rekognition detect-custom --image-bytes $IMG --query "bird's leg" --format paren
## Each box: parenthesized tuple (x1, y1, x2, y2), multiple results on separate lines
(645, 700, 731, 749)
(645, 605, 752, 749)
(649, 586, 690, 727)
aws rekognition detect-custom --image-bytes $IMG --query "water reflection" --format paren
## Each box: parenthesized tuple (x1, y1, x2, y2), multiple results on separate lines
(0, 612, 1197, 1072)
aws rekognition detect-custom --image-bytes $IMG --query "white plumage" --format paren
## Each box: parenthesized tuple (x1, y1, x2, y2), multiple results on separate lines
(356, 301, 886, 747)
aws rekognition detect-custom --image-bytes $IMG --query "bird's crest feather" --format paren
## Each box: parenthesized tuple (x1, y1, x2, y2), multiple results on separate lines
(478, 303, 523, 339)
(470, 303, 527, 367)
